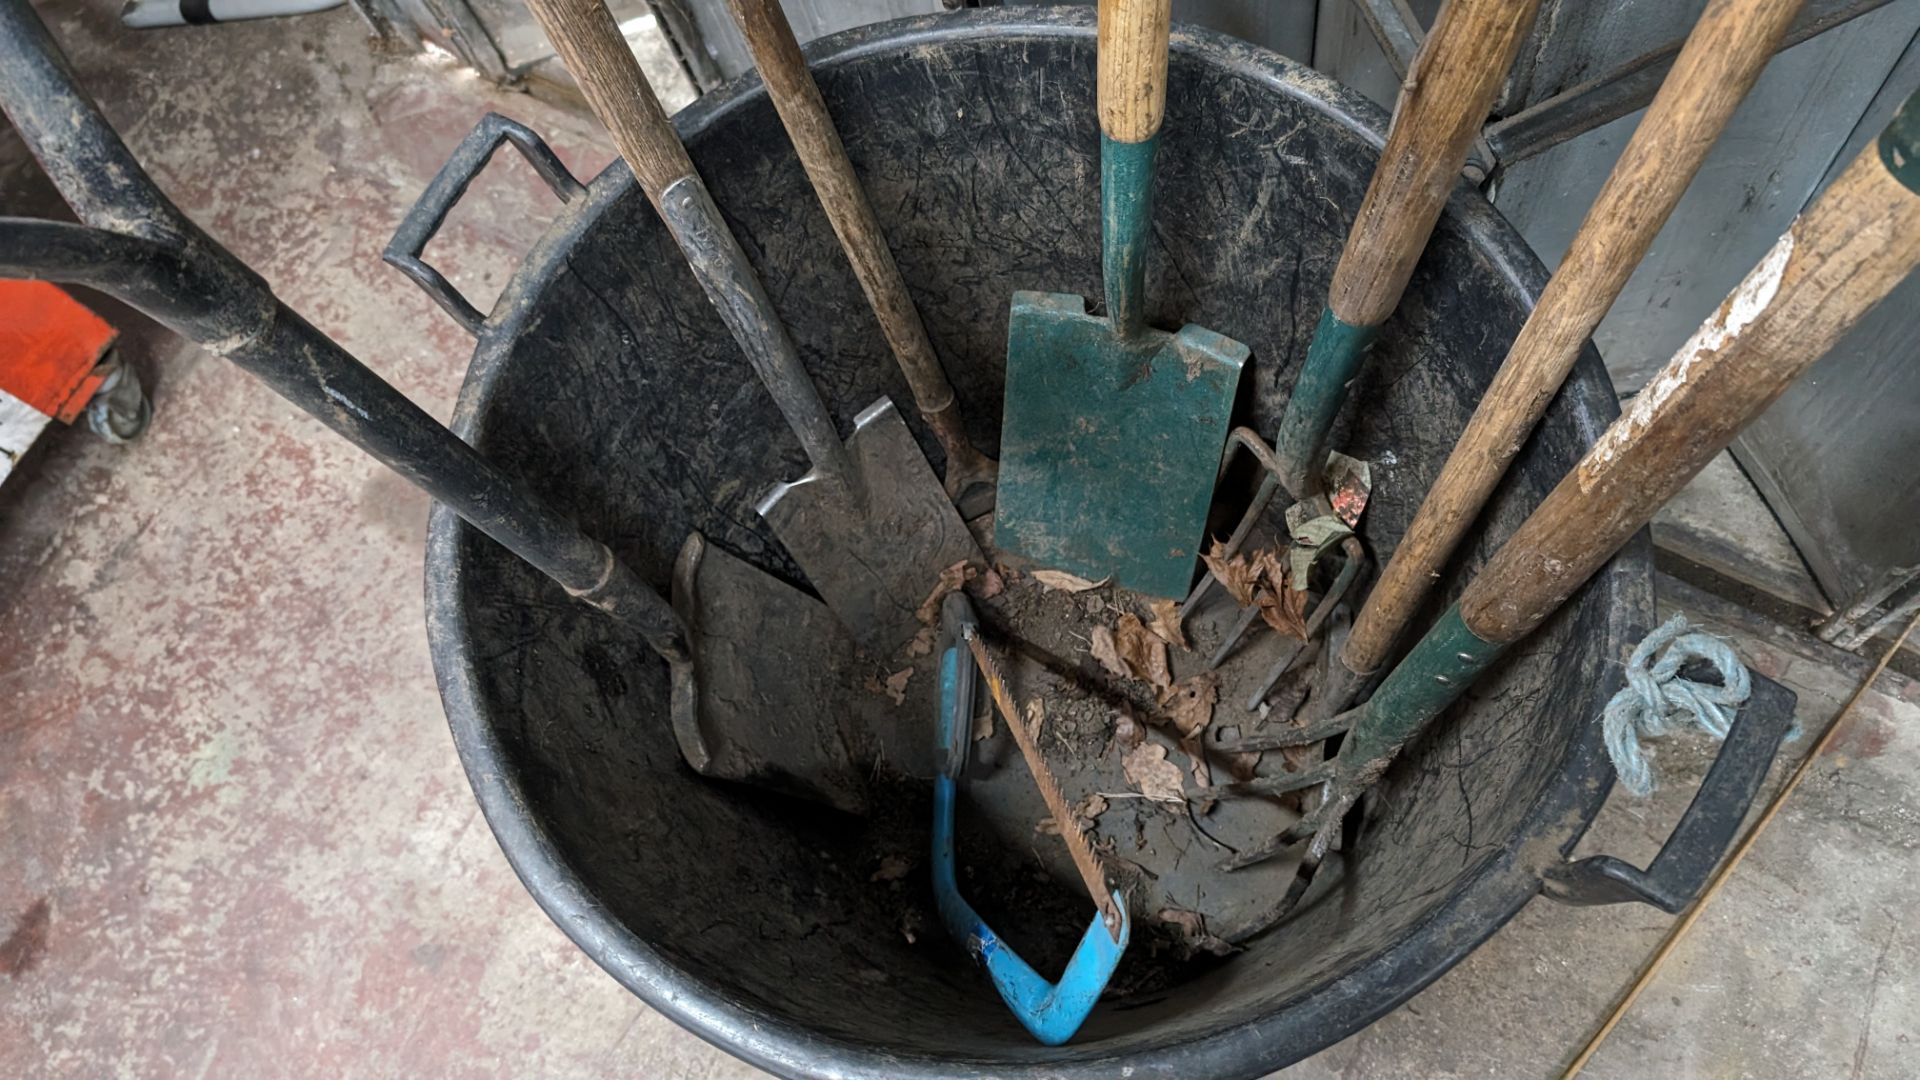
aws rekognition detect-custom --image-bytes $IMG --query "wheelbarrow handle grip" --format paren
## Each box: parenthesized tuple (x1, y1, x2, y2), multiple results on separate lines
(1344, 0, 1807, 677)
(1096, 0, 1171, 144)
(1544, 666, 1799, 912)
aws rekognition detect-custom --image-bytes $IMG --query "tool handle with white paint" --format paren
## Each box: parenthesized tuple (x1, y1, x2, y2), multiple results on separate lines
(1332, 90, 1920, 787)
(523, 0, 853, 483)
(1343, 0, 1807, 676)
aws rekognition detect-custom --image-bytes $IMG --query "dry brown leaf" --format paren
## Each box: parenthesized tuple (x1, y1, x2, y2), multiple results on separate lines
(1088, 624, 1130, 681)
(1039, 790, 1106, 838)
(1121, 742, 1186, 804)
(1112, 705, 1145, 751)
(1023, 699, 1046, 739)
(883, 667, 913, 706)
(1255, 582, 1311, 640)
(914, 559, 978, 626)
(1030, 569, 1110, 593)
(870, 855, 912, 882)
(1228, 750, 1263, 781)
(1155, 907, 1237, 957)
(1114, 614, 1172, 693)
(1202, 539, 1262, 606)
(1147, 598, 1189, 650)
(905, 624, 938, 658)
(1163, 673, 1219, 739)
(977, 568, 1006, 599)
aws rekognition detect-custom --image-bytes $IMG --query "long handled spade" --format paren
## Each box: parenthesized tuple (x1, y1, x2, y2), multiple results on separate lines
(1222, 92, 1920, 912)
(723, 0, 997, 518)
(1320, 0, 1809, 726)
(524, 0, 982, 654)
(1185, 0, 1545, 683)
(994, 0, 1250, 600)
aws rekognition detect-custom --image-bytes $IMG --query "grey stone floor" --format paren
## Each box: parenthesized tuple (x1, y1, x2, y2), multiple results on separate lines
(2, 3, 1913, 1076)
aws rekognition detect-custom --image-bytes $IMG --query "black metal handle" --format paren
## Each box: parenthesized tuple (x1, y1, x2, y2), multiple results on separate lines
(0, 0, 686, 664)
(1542, 667, 1798, 913)
(383, 113, 585, 336)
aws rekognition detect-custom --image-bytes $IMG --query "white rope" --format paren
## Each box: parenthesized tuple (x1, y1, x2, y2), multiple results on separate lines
(1602, 615, 1752, 796)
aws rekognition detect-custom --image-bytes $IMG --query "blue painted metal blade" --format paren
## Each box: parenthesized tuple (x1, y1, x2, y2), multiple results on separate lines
(997, 290, 1248, 599)
(930, 593, 1130, 1045)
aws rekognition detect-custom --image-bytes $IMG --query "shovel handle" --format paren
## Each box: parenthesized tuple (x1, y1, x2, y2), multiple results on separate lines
(724, 0, 995, 505)
(1459, 111, 1920, 644)
(1266, 0, 1541, 496)
(1344, 0, 1807, 676)
(522, 0, 694, 200)
(1097, 0, 1171, 144)
(1337, 91, 1920, 794)
(1326, 0, 1540, 327)
(524, 0, 853, 484)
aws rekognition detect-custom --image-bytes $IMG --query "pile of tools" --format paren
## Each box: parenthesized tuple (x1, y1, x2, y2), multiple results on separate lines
(8, 0, 1920, 1048)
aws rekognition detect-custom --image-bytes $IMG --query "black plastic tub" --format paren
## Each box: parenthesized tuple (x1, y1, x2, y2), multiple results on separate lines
(413, 9, 1675, 1076)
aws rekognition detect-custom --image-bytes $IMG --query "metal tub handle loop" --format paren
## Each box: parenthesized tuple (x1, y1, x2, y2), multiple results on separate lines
(383, 113, 586, 335)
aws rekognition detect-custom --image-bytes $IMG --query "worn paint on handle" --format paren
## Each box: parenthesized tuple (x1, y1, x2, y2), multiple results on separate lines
(1338, 604, 1506, 772)
(1101, 133, 1158, 339)
(1269, 306, 1379, 496)
(1878, 89, 1920, 195)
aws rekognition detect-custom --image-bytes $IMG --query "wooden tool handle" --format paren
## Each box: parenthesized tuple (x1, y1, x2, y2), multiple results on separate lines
(523, 0, 693, 203)
(1459, 115, 1920, 645)
(725, 0, 955, 416)
(1326, 0, 1542, 327)
(1344, 0, 1806, 675)
(1097, 0, 1171, 143)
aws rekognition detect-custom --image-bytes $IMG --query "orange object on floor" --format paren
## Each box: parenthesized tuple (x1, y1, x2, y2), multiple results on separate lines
(0, 280, 119, 422)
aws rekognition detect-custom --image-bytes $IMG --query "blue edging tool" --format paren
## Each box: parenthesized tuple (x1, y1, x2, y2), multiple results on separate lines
(931, 593, 1129, 1045)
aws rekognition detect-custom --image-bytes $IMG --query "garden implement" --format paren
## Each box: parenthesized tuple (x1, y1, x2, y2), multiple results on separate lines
(524, 0, 982, 654)
(933, 593, 1128, 1045)
(1338, 0, 1808, 706)
(1225, 91, 1920, 913)
(723, 0, 997, 518)
(995, 0, 1249, 600)
(1182, 0, 1543, 689)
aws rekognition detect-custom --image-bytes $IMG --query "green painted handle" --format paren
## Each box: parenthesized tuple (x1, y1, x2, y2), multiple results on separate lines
(1337, 604, 1505, 772)
(1269, 306, 1379, 496)
(1100, 134, 1157, 339)
(1879, 91, 1920, 195)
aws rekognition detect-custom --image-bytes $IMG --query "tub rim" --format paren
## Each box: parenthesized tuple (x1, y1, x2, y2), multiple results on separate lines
(422, 8, 1648, 1077)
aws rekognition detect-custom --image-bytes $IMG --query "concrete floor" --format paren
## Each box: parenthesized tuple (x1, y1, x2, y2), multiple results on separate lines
(3, 3, 1916, 1076)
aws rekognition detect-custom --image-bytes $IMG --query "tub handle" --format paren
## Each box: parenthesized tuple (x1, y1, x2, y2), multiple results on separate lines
(1541, 666, 1798, 913)
(384, 113, 586, 336)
